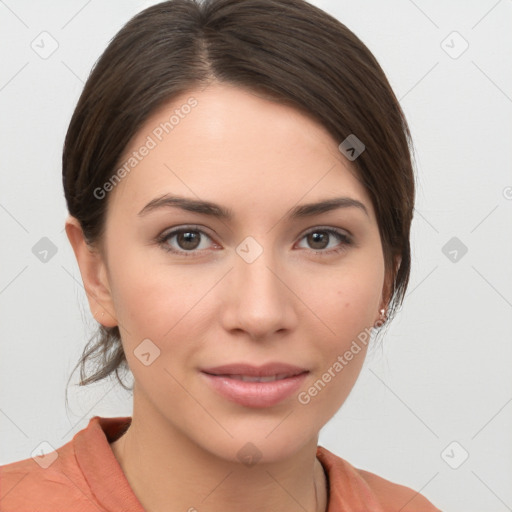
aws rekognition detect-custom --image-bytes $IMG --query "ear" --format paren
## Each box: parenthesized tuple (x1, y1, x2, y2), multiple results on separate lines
(384, 255, 400, 306)
(375, 254, 401, 325)
(65, 215, 118, 327)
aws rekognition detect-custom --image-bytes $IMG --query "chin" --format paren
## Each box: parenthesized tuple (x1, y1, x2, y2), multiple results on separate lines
(199, 423, 319, 467)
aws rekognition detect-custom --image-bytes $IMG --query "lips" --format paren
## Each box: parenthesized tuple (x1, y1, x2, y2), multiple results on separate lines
(201, 362, 308, 379)
(224, 374, 293, 382)
(200, 363, 309, 408)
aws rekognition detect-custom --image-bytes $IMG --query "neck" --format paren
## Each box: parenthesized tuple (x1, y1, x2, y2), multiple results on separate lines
(110, 398, 328, 512)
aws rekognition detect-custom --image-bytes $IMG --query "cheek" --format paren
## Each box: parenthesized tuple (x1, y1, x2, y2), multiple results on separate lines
(297, 277, 379, 417)
(107, 247, 219, 347)
(312, 261, 384, 338)
(298, 260, 383, 397)
(106, 244, 177, 338)
(111, 273, 168, 334)
(108, 261, 208, 392)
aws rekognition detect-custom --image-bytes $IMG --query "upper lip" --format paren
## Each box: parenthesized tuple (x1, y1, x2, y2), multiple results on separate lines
(201, 363, 309, 378)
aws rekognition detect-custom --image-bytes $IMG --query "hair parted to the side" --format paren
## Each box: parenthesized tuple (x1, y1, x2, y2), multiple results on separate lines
(63, 0, 416, 391)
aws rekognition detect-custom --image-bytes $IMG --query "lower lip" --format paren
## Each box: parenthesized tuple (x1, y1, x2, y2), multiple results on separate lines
(201, 372, 308, 408)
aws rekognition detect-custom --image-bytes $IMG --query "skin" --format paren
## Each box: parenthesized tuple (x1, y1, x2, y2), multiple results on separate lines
(66, 82, 394, 512)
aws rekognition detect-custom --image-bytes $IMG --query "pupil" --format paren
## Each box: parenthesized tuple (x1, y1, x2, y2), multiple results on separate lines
(309, 231, 327, 249)
(178, 231, 199, 250)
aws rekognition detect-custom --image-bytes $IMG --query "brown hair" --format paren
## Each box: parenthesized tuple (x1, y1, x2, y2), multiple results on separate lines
(63, 0, 416, 391)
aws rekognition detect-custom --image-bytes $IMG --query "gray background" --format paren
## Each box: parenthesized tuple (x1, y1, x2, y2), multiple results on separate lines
(1, 1, 511, 511)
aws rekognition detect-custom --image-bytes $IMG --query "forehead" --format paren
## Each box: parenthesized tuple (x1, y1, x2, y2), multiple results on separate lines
(107, 83, 374, 222)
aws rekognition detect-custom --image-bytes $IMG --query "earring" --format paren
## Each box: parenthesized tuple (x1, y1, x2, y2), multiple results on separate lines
(374, 308, 387, 328)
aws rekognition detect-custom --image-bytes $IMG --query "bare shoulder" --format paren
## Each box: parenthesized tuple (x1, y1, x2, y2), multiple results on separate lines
(357, 468, 442, 512)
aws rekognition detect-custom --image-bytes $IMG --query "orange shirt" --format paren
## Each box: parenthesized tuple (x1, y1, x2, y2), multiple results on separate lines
(0, 416, 441, 511)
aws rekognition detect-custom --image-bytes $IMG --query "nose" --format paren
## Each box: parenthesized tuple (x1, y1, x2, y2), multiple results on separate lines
(220, 242, 298, 341)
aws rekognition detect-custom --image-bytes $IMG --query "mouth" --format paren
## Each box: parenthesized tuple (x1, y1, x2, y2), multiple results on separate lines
(201, 362, 308, 380)
(213, 373, 300, 382)
(200, 362, 309, 408)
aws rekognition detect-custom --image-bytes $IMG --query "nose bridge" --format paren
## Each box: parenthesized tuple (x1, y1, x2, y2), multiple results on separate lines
(225, 235, 295, 337)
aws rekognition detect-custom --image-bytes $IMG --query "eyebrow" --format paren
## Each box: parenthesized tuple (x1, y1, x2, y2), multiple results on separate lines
(137, 194, 369, 220)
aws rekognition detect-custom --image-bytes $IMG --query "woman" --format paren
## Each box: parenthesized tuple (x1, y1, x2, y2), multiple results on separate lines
(0, 0, 441, 510)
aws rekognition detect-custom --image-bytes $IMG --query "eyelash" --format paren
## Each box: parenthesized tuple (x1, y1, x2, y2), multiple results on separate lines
(155, 225, 353, 259)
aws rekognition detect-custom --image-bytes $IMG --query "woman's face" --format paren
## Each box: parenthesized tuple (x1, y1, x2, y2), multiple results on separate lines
(89, 83, 388, 463)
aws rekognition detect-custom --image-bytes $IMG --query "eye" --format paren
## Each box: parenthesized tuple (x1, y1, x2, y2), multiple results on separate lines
(156, 226, 218, 256)
(296, 227, 352, 256)
(156, 225, 353, 258)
